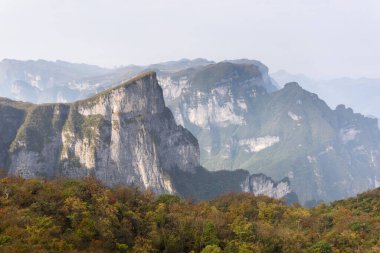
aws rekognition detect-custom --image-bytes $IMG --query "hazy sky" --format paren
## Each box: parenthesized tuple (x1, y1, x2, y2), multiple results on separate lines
(1, 0, 380, 78)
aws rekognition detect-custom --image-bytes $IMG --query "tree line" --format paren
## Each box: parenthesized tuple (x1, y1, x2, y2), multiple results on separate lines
(0, 176, 380, 252)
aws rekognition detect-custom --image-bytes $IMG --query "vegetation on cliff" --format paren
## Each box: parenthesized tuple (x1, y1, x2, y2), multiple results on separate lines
(1, 177, 380, 252)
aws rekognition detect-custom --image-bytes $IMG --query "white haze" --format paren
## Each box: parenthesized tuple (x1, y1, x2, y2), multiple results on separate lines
(0, 0, 380, 79)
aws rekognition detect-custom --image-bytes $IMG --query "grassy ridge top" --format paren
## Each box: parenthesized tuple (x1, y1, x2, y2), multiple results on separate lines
(188, 62, 262, 91)
(1, 176, 380, 252)
(74, 71, 157, 106)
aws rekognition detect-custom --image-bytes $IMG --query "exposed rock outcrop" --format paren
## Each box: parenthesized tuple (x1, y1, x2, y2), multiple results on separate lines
(241, 173, 291, 199)
(4, 72, 199, 194)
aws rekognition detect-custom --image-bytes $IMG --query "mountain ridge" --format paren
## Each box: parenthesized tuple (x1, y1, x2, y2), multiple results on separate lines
(271, 69, 380, 125)
(0, 71, 294, 202)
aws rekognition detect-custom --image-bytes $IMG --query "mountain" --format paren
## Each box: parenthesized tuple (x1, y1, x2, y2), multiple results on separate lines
(146, 58, 214, 72)
(1, 58, 379, 205)
(0, 71, 293, 201)
(271, 70, 380, 124)
(161, 63, 380, 205)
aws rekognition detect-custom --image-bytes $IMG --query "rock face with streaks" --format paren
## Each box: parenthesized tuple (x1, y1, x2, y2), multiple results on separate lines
(158, 61, 278, 171)
(3, 72, 199, 194)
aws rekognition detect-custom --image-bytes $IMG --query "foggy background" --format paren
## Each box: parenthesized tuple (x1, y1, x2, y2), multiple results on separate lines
(0, 0, 380, 79)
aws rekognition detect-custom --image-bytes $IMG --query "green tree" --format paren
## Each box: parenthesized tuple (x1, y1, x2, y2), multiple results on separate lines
(201, 244, 222, 253)
(231, 216, 254, 242)
(201, 221, 219, 247)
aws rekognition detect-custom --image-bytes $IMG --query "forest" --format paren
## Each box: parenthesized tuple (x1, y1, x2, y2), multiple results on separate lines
(1, 176, 380, 253)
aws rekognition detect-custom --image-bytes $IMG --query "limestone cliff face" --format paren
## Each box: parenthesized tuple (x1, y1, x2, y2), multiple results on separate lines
(5, 72, 199, 194)
(159, 62, 277, 171)
(241, 174, 291, 199)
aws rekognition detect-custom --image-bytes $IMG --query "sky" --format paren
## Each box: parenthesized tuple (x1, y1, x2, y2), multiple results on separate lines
(0, 0, 380, 79)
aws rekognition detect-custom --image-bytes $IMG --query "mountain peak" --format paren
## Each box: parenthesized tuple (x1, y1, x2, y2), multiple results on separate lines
(77, 71, 157, 101)
(72, 71, 166, 121)
(188, 62, 263, 91)
(283, 81, 302, 90)
(122, 71, 156, 85)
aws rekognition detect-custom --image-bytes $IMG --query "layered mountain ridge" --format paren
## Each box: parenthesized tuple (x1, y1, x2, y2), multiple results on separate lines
(0, 58, 213, 103)
(0, 71, 293, 201)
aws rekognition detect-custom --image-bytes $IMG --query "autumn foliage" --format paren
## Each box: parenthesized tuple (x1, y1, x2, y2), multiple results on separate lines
(1, 177, 380, 252)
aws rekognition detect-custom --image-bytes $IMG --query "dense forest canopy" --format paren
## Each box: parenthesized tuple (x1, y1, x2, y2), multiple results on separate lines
(1, 176, 380, 253)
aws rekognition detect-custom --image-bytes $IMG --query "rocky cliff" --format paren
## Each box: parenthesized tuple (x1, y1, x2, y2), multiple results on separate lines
(159, 61, 277, 170)
(2, 72, 199, 194)
(241, 173, 291, 199)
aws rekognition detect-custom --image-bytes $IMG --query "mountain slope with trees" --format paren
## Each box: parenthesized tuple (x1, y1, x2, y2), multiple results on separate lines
(1, 177, 380, 252)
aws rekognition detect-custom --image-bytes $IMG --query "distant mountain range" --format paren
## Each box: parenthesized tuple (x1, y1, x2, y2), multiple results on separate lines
(0, 58, 214, 103)
(0, 58, 379, 205)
